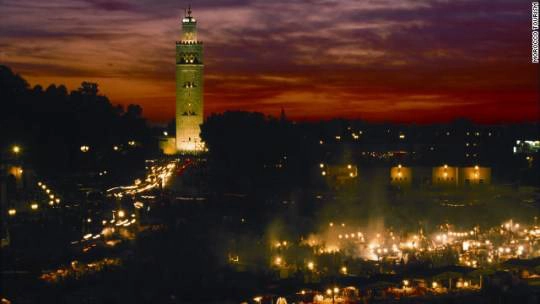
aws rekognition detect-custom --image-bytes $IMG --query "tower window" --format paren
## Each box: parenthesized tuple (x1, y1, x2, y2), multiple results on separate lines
(182, 54, 197, 64)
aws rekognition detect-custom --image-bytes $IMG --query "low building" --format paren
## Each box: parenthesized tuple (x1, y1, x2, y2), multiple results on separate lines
(459, 166, 491, 185)
(320, 163, 358, 183)
(432, 165, 458, 187)
(390, 165, 412, 187)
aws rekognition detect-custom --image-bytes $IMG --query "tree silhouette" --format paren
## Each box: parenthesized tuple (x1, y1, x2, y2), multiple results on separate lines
(0, 65, 157, 179)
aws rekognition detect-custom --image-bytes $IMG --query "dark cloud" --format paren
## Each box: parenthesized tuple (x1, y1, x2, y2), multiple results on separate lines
(0, 0, 537, 123)
(83, 0, 136, 11)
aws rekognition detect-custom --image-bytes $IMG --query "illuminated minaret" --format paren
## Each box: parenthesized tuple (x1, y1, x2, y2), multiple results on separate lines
(176, 5, 204, 152)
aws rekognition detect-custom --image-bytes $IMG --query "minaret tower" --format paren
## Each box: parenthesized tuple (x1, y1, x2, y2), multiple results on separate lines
(176, 5, 204, 152)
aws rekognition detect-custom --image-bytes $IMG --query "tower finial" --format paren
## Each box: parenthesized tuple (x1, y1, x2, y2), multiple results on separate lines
(187, 4, 192, 17)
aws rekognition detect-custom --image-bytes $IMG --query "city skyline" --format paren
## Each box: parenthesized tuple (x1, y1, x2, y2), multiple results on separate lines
(1, 0, 538, 123)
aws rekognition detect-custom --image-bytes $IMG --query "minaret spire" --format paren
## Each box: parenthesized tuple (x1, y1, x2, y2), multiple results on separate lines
(183, 4, 195, 23)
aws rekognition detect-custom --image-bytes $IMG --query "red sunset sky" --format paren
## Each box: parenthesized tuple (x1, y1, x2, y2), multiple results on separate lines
(1, 0, 538, 123)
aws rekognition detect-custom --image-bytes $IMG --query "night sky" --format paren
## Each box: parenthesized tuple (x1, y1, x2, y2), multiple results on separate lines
(1, 0, 538, 123)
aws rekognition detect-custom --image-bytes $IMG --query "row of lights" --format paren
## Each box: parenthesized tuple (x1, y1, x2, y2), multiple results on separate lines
(404, 280, 446, 289)
(319, 163, 356, 178)
(38, 181, 61, 206)
(442, 164, 480, 179)
(323, 130, 410, 143)
(7, 179, 60, 216)
(7, 201, 40, 216)
(328, 222, 346, 227)
(253, 279, 447, 302)
(80, 142, 137, 153)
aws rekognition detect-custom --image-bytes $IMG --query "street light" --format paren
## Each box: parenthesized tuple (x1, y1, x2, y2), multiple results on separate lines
(12, 145, 21, 154)
(31, 203, 38, 210)
(8, 209, 16, 216)
(326, 287, 339, 304)
(80, 145, 90, 152)
(118, 210, 125, 218)
(307, 261, 314, 270)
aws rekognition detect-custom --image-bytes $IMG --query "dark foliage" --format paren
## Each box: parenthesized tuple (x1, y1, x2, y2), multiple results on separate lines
(200, 111, 322, 193)
(0, 65, 157, 179)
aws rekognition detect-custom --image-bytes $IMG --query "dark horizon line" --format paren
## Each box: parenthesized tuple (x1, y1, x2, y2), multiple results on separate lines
(149, 112, 540, 127)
